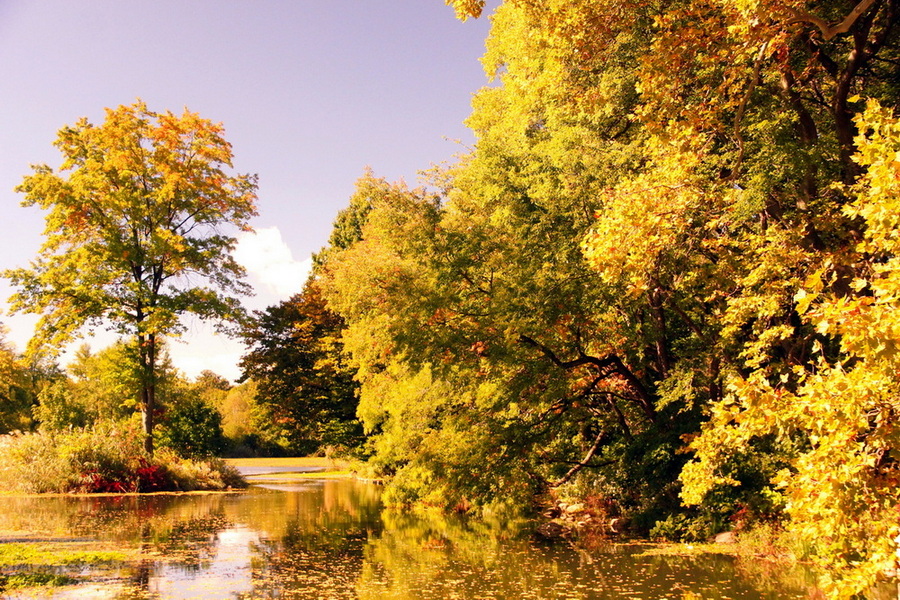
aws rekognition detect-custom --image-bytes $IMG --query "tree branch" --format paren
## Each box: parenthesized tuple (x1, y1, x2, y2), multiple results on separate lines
(551, 428, 607, 487)
(731, 42, 769, 180)
(787, 0, 879, 40)
(519, 335, 656, 422)
(519, 334, 617, 371)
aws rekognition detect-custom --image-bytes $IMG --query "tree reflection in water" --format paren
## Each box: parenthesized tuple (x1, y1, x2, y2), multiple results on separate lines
(0, 481, 842, 599)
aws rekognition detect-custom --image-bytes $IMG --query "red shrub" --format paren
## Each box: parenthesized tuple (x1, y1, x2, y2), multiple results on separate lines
(134, 458, 171, 492)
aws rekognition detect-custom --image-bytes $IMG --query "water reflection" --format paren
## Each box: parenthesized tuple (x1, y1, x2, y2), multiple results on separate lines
(148, 526, 257, 599)
(358, 511, 823, 600)
(0, 482, 841, 599)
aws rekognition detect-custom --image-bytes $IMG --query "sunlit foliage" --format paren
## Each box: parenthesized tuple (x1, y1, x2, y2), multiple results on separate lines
(682, 100, 900, 596)
(5, 100, 257, 455)
(315, 0, 900, 595)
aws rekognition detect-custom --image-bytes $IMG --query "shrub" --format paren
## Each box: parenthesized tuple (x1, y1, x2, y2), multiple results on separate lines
(0, 422, 245, 494)
(157, 450, 245, 491)
(158, 398, 226, 459)
(0, 430, 68, 493)
(649, 512, 720, 543)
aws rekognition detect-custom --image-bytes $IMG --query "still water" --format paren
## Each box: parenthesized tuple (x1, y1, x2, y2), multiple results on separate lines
(0, 479, 828, 599)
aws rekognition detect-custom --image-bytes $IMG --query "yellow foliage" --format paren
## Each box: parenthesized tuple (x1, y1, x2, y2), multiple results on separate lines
(682, 100, 900, 597)
(582, 131, 714, 294)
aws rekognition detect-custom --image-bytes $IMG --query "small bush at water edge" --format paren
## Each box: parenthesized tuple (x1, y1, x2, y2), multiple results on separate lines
(0, 423, 245, 493)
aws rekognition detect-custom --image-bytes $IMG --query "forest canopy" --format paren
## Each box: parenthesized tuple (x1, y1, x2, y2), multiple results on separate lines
(310, 0, 900, 596)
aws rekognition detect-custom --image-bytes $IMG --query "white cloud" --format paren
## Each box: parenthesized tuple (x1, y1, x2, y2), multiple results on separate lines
(233, 227, 311, 299)
(169, 334, 245, 383)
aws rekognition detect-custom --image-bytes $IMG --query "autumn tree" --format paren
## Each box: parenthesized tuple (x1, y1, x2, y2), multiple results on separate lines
(312, 168, 377, 270)
(194, 369, 232, 393)
(320, 0, 687, 513)
(0, 325, 36, 433)
(239, 278, 361, 454)
(682, 100, 900, 596)
(469, 0, 900, 594)
(5, 101, 257, 455)
(319, 157, 685, 511)
(317, 1, 900, 593)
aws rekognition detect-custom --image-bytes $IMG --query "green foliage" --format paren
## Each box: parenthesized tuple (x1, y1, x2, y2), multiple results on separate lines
(312, 171, 378, 269)
(649, 512, 718, 544)
(317, 0, 727, 517)
(33, 380, 92, 430)
(162, 454, 245, 491)
(0, 543, 127, 567)
(32, 341, 189, 437)
(1, 571, 77, 590)
(30, 341, 234, 463)
(155, 368, 233, 458)
(215, 380, 260, 444)
(35, 342, 140, 429)
(0, 421, 153, 493)
(321, 165, 687, 515)
(157, 396, 226, 458)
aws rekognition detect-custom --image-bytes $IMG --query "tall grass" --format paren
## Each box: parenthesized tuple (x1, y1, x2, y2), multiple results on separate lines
(0, 422, 245, 494)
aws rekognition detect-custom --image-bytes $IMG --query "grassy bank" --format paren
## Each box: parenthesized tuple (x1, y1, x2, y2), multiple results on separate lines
(0, 425, 245, 494)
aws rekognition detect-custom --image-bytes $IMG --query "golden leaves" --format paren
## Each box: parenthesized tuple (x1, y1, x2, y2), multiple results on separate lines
(6, 99, 258, 355)
(682, 100, 900, 596)
(446, 0, 484, 21)
(582, 131, 713, 294)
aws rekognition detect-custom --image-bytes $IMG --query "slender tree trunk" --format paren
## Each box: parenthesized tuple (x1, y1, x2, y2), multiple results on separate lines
(141, 398, 154, 456)
(139, 333, 157, 456)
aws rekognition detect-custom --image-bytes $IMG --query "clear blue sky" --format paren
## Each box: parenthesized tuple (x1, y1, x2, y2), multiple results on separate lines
(0, 0, 495, 380)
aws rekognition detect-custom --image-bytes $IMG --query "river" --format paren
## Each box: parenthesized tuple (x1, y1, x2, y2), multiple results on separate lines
(0, 476, 855, 599)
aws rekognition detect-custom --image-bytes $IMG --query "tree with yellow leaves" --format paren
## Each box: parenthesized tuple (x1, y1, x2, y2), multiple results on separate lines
(5, 101, 258, 455)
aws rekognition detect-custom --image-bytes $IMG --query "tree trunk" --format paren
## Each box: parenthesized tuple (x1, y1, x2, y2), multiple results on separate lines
(141, 400, 154, 456)
(649, 288, 670, 379)
(138, 333, 157, 456)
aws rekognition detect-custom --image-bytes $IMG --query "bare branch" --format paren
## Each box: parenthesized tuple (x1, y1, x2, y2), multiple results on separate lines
(519, 335, 657, 422)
